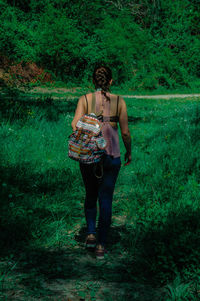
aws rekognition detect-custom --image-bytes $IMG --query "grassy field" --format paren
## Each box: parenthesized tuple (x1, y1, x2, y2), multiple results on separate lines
(0, 88, 200, 300)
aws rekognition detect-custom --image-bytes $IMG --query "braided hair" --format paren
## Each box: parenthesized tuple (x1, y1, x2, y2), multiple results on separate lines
(92, 65, 112, 101)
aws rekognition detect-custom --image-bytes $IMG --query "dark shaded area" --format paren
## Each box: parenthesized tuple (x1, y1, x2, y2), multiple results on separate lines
(122, 206, 200, 283)
(128, 116, 143, 123)
(0, 162, 77, 256)
(1, 213, 200, 299)
(2, 208, 200, 282)
(0, 225, 161, 300)
(0, 163, 73, 195)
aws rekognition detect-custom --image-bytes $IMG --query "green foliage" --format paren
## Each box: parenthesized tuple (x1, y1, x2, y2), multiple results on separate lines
(164, 275, 191, 301)
(36, 5, 84, 81)
(0, 3, 37, 61)
(0, 0, 200, 89)
(94, 11, 149, 85)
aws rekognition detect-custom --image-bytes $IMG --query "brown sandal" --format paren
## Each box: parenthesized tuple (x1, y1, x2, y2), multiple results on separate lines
(95, 244, 108, 259)
(85, 234, 96, 249)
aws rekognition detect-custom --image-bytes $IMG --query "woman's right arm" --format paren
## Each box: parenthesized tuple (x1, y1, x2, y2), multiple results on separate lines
(119, 97, 132, 165)
(71, 95, 87, 131)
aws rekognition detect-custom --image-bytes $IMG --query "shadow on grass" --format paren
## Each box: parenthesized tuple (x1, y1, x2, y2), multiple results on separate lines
(120, 206, 200, 284)
(1, 180, 200, 288)
(1, 162, 200, 299)
(0, 162, 77, 258)
(3, 207, 200, 300)
(0, 163, 73, 195)
(1, 224, 161, 300)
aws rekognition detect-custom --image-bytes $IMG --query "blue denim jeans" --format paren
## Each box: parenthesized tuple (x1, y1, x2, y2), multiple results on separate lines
(80, 155, 121, 247)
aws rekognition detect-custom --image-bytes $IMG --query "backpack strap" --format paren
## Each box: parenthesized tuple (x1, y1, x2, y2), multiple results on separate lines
(91, 93, 96, 114)
(109, 116, 119, 122)
(84, 95, 88, 114)
(116, 96, 119, 116)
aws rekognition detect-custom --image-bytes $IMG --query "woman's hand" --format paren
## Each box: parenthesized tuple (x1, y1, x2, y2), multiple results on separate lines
(119, 97, 132, 165)
(124, 152, 131, 166)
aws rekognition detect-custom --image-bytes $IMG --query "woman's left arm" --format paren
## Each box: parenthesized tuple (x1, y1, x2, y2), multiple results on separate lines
(71, 95, 87, 131)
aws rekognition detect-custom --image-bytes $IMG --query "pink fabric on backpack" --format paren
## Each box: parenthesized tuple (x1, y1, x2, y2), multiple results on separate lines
(95, 91, 120, 158)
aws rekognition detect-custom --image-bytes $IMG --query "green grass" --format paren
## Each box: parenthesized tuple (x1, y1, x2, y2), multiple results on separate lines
(1, 88, 200, 300)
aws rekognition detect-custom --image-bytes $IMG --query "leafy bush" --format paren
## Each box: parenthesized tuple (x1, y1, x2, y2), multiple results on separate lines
(1, 0, 200, 89)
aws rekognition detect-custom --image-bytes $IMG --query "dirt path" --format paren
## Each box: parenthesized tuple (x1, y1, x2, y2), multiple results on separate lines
(122, 93, 200, 99)
(30, 87, 82, 94)
(29, 87, 200, 99)
(1, 215, 160, 301)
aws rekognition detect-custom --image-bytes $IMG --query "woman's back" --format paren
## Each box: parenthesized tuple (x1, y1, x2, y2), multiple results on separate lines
(87, 90, 121, 158)
(85, 91, 121, 128)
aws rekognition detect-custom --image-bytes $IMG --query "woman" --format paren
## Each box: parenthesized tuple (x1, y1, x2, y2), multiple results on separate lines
(71, 65, 131, 259)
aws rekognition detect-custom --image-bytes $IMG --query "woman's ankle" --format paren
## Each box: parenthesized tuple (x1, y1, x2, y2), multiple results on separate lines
(96, 244, 105, 249)
(87, 233, 96, 238)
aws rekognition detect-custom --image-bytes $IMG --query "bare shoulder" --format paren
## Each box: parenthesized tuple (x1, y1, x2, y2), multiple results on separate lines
(110, 93, 124, 100)
(109, 92, 119, 98)
(82, 93, 93, 102)
(77, 94, 90, 105)
(111, 93, 125, 107)
(85, 92, 93, 98)
(78, 94, 87, 100)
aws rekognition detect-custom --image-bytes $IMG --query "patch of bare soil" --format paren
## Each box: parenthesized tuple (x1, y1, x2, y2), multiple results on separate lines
(122, 94, 200, 99)
(30, 87, 82, 94)
(29, 87, 200, 99)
